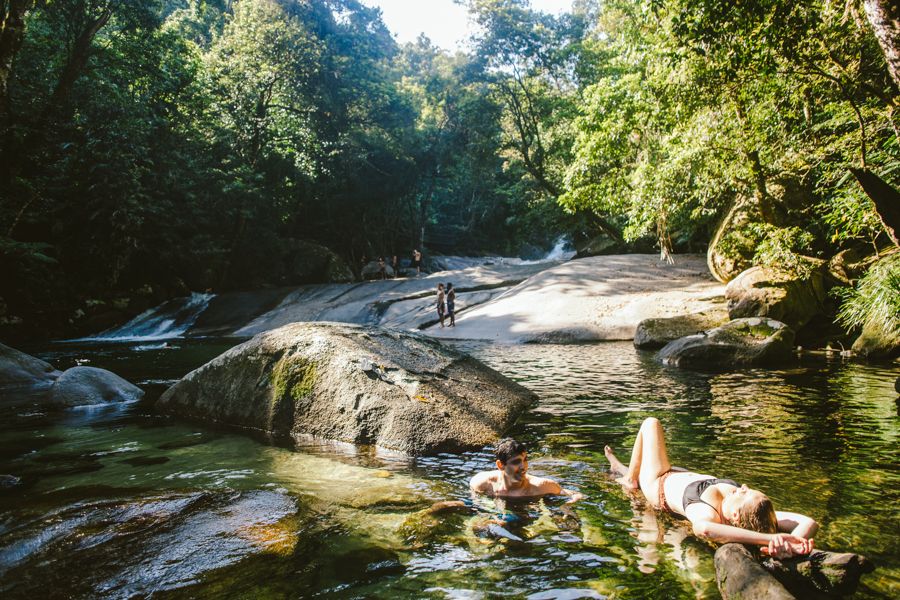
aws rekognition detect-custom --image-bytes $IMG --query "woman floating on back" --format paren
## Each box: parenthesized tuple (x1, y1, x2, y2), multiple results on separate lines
(605, 417, 818, 558)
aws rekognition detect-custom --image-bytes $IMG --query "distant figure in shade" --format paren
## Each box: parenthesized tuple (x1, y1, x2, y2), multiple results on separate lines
(378, 257, 387, 280)
(413, 248, 422, 274)
(436, 283, 446, 327)
(446, 282, 456, 327)
(391, 255, 399, 278)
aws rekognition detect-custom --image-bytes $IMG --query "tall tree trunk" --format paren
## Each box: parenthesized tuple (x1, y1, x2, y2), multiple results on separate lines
(864, 0, 900, 89)
(0, 0, 34, 120)
(850, 167, 900, 247)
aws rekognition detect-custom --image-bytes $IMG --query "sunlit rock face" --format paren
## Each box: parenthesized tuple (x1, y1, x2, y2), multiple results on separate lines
(725, 266, 828, 331)
(657, 318, 795, 369)
(157, 322, 537, 455)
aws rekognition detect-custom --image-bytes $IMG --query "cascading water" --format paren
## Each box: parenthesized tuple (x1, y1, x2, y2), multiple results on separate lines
(83, 292, 215, 342)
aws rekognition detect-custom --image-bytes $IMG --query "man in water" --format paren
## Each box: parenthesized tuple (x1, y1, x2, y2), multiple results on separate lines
(470, 438, 584, 502)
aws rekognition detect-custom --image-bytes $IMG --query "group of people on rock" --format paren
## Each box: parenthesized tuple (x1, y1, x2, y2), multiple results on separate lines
(465, 418, 818, 560)
(435, 282, 456, 327)
(367, 249, 422, 280)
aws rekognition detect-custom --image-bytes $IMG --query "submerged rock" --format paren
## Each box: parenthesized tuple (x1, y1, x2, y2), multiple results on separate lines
(634, 309, 729, 349)
(0, 343, 142, 408)
(50, 366, 143, 407)
(725, 266, 828, 331)
(157, 322, 537, 455)
(658, 318, 795, 369)
(0, 342, 60, 402)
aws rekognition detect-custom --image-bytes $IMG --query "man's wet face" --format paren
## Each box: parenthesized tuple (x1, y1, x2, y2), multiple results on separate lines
(499, 452, 528, 484)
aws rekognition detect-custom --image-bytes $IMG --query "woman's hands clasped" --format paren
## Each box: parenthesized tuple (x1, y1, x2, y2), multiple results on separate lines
(760, 534, 815, 559)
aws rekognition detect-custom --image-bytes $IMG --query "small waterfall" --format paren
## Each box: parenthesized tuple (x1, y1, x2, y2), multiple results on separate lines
(542, 236, 575, 261)
(86, 292, 214, 342)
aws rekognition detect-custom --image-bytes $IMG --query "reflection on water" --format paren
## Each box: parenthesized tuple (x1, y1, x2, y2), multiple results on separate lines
(0, 339, 897, 598)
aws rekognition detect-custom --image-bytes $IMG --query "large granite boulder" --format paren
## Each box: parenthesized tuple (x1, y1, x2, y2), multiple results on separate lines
(1, 343, 142, 407)
(658, 318, 795, 369)
(285, 239, 354, 284)
(725, 266, 828, 331)
(157, 322, 537, 455)
(634, 309, 729, 349)
(361, 261, 395, 280)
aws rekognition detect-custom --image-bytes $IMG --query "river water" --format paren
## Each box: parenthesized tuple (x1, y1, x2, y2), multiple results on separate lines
(1, 338, 897, 599)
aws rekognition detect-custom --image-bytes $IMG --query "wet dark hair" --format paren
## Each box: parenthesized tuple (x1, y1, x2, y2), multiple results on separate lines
(735, 493, 778, 534)
(495, 438, 527, 464)
(447, 282, 453, 290)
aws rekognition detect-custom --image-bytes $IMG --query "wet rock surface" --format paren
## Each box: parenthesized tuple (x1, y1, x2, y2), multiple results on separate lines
(49, 366, 143, 407)
(658, 318, 795, 369)
(0, 489, 299, 598)
(157, 322, 538, 455)
(634, 309, 729, 349)
(0, 343, 61, 403)
(0, 344, 142, 408)
(725, 266, 829, 331)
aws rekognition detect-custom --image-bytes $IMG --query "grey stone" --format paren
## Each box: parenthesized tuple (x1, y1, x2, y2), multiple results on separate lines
(851, 319, 900, 360)
(50, 366, 144, 407)
(157, 322, 537, 455)
(725, 266, 828, 331)
(658, 318, 795, 369)
(715, 543, 795, 600)
(634, 309, 729, 349)
(0, 342, 61, 403)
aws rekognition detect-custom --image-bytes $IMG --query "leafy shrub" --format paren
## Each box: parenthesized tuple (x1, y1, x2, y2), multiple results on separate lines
(835, 252, 900, 338)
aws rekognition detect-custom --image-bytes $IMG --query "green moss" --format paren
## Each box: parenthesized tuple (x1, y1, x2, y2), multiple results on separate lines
(270, 354, 317, 402)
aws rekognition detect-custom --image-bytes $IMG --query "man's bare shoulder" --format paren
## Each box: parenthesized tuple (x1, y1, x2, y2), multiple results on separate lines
(525, 475, 563, 495)
(470, 470, 498, 492)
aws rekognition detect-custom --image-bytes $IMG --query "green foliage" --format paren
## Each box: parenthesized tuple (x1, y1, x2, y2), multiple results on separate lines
(836, 252, 900, 338)
(748, 224, 817, 278)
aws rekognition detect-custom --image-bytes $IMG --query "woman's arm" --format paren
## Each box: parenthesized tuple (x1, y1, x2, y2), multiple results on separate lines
(691, 520, 775, 545)
(776, 511, 819, 538)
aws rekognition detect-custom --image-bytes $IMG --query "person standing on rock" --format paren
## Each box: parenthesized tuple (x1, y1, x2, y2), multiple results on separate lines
(378, 257, 387, 280)
(470, 438, 584, 502)
(391, 255, 399, 278)
(413, 248, 422, 274)
(436, 283, 446, 327)
(446, 282, 456, 327)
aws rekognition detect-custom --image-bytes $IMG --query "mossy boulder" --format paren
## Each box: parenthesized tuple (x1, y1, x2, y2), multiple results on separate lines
(658, 318, 795, 369)
(157, 322, 538, 455)
(725, 266, 828, 331)
(851, 320, 900, 360)
(634, 309, 729, 349)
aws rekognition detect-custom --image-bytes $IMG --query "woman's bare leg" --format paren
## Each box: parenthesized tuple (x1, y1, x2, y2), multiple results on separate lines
(605, 418, 672, 501)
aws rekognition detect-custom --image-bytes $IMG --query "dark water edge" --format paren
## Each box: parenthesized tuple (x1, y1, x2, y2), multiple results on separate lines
(0, 338, 897, 599)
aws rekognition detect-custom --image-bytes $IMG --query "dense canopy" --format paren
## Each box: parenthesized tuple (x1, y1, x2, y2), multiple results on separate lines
(1, 0, 897, 340)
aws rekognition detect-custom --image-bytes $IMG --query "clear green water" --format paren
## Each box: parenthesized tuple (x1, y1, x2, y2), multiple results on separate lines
(0, 339, 897, 599)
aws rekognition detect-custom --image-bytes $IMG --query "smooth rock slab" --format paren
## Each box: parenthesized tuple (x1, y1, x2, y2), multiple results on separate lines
(50, 366, 143, 407)
(658, 318, 795, 369)
(157, 322, 538, 455)
(634, 309, 729, 349)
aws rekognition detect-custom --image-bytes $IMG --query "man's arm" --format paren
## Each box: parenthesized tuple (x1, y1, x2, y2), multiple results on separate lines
(536, 478, 584, 503)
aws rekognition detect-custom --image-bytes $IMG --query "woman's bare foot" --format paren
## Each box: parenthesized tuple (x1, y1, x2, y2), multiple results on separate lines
(604, 445, 638, 490)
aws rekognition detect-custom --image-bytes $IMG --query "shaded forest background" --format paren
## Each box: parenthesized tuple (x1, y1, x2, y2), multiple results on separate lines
(1, 0, 898, 341)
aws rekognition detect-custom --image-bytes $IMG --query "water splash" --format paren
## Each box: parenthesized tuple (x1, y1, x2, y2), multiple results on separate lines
(80, 293, 214, 342)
